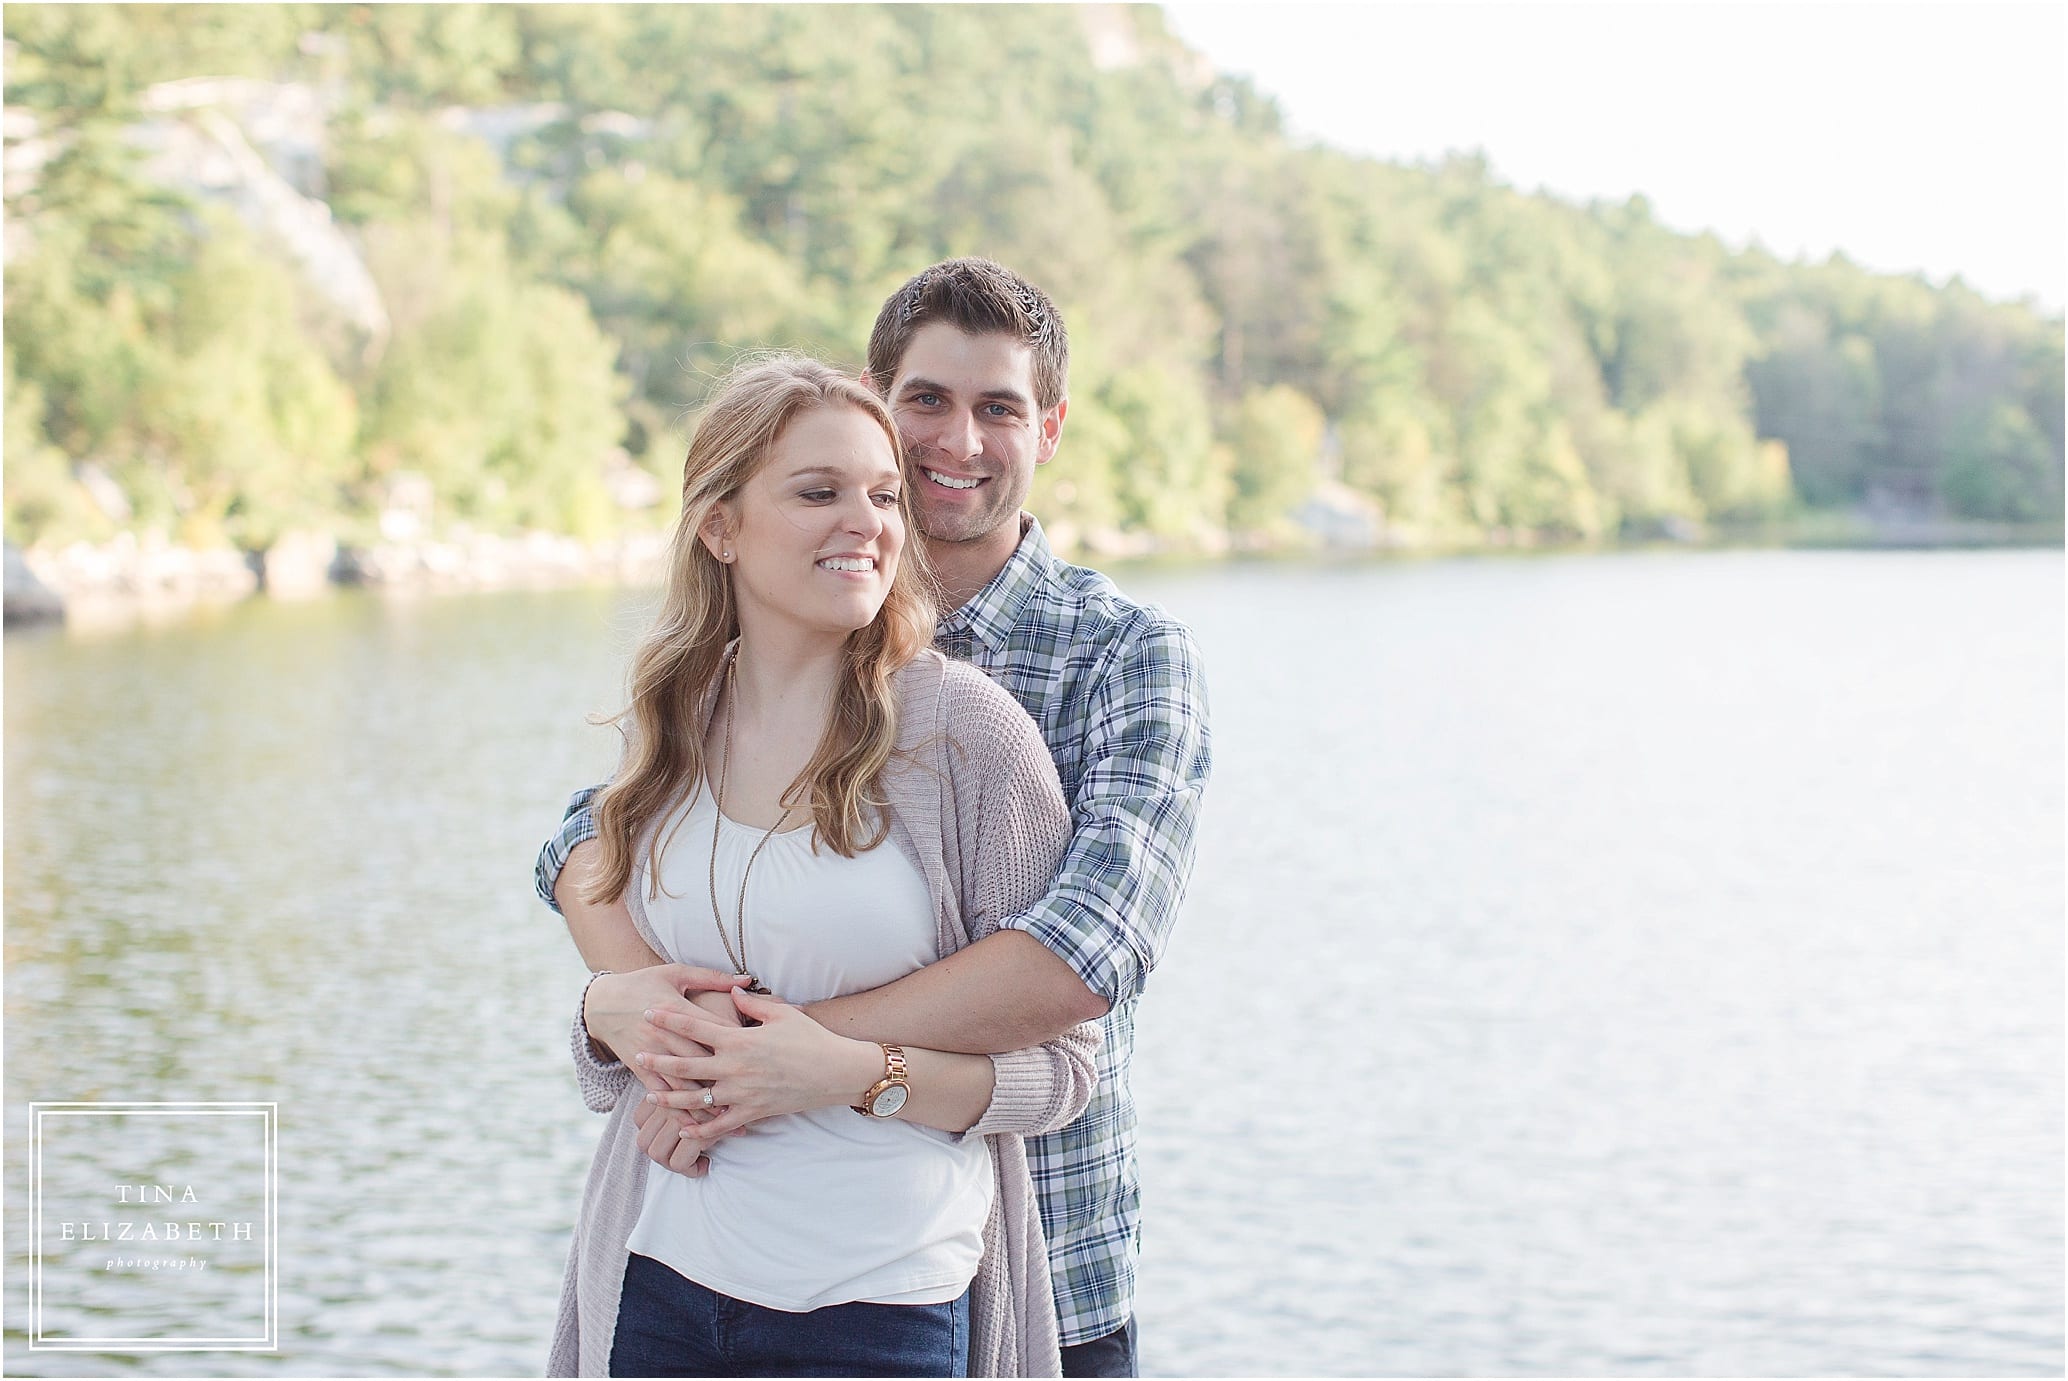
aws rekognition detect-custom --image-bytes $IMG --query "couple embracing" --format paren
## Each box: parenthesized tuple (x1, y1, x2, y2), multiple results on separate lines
(535, 259, 1211, 1378)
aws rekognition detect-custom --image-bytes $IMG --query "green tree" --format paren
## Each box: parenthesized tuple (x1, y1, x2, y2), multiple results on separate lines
(2, 2, 2057, 555)
(1746, 306, 1882, 507)
(1941, 403, 2058, 521)
(133, 226, 359, 547)
(1100, 363, 1223, 545)
(560, 167, 827, 407)
(363, 236, 626, 537)
(3, 348, 105, 544)
(1224, 385, 1323, 532)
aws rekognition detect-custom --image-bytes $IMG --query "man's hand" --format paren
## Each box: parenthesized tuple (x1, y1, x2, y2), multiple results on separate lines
(632, 1095, 713, 1177)
(627, 989, 749, 1177)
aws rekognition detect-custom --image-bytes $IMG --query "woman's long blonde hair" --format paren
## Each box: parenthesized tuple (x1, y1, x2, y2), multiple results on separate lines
(586, 355, 935, 905)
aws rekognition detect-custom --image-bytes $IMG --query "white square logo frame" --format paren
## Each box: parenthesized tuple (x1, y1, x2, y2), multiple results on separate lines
(29, 1100, 278, 1352)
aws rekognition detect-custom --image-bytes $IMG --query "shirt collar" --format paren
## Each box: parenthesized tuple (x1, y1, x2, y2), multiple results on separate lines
(940, 513, 1051, 655)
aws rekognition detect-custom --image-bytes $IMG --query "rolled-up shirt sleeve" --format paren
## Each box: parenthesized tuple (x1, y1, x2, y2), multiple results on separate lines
(534, 785, 603, 913)
(998, 616, 1211, 1008)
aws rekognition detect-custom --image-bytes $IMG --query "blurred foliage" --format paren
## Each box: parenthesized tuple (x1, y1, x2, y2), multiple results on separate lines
(4, 3, 2061, 555)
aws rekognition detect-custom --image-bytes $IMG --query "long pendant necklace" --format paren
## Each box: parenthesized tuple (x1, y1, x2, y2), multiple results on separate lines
(708, 657, 788, 996)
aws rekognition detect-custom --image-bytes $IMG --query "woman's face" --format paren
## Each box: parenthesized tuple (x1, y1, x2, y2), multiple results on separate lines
(709, 404, 907, 645)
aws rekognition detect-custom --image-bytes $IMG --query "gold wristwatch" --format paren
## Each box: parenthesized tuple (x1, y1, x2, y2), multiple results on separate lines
(853, 1043, 910, 1118)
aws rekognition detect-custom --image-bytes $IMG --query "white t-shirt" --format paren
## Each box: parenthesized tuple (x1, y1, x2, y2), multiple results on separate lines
(625, 785, 994, 1311)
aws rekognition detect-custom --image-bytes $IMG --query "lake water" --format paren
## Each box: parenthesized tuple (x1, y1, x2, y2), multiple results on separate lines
(5, 547, 2061, 1376)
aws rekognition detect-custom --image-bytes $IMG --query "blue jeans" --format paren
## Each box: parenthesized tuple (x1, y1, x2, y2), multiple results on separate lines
(610, 1252, 970, 1378)
(1060, 1316, 1138, 1378)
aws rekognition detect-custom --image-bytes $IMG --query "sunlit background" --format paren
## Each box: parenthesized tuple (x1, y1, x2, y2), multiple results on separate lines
(4, 4, 2061, 1376)
(1163, 3, 2064, 309)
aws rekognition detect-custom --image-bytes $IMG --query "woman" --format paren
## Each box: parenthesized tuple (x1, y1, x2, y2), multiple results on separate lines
(549, 356, 1096, 1378)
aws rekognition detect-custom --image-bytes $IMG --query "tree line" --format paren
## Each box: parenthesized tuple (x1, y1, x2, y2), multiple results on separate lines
(5, 4, 2061, 558)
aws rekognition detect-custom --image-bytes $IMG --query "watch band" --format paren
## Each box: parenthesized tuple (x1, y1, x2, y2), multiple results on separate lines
(853, 1043, 910, 1117)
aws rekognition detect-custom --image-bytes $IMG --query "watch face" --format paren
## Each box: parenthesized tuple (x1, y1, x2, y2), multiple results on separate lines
(873, 1082, 909, 1117)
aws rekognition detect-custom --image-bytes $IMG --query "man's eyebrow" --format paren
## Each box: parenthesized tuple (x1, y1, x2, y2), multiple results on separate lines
(896, 376, 1032, 408)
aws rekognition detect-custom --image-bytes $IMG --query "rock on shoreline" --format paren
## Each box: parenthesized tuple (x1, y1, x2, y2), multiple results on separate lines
(6, 529, 671, 626)
(4, 541, 66, 625)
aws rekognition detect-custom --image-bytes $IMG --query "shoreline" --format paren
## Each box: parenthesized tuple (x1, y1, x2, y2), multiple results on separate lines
(3, 529, 672, 631)
(7, 516, 2060, 633)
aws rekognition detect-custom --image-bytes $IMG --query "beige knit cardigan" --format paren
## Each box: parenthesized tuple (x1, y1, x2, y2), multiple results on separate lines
(549, 649, 1101, 1378)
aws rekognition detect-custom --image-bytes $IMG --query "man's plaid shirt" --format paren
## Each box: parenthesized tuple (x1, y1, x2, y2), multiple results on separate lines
(535, 517, 1212, 1346)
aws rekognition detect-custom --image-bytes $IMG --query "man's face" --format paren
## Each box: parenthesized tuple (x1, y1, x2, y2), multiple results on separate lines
(886, 323, 1064, 548)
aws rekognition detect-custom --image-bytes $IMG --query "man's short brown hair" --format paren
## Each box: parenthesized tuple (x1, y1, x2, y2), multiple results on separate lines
(866, 258, 1069, 411)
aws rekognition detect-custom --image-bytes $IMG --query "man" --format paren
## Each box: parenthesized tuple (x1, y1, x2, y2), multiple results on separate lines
(537, 257, 1210, 1377)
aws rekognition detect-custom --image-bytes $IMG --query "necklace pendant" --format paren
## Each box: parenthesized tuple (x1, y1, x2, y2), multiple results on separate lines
(736, 974, 771, 996)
